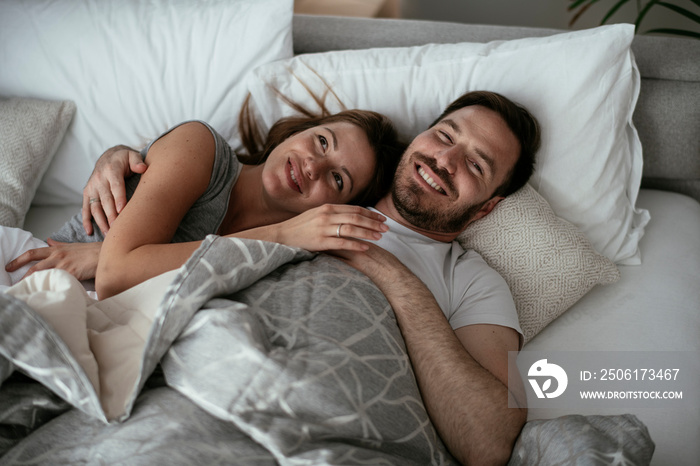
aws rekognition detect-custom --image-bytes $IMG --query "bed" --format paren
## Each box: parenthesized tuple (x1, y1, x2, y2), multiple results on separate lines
(1, 1, 698, 464)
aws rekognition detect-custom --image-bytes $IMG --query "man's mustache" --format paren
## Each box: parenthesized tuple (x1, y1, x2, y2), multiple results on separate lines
(412, 152, 455, 195)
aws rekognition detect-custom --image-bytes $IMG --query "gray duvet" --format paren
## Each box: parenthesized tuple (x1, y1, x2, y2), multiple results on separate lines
(0, 236, 654, 465)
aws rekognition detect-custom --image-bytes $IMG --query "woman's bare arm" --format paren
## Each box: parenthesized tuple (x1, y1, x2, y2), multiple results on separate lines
(95, 122, 215, 298)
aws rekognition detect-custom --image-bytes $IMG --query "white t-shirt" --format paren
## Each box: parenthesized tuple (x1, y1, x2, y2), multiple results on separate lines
(369, 209, 522, 338)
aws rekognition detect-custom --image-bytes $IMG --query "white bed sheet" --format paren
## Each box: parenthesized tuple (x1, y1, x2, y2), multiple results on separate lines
(526, 189, 700, 466)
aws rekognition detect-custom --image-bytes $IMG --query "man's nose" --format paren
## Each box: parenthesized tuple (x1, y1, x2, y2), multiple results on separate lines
(435, 146, 461, 174)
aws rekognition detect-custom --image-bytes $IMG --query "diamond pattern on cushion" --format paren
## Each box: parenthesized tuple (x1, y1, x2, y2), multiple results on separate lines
(458, 184, 620, 342)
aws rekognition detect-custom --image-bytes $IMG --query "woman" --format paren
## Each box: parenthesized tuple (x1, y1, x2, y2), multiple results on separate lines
(5, 102, 405, 298)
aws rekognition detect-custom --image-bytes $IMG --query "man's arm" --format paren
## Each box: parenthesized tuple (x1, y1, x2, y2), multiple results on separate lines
(335, 243, 526, 465)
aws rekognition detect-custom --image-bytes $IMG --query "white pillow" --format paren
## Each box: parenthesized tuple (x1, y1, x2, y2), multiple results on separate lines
(457, 184, 620, 343)
(246, 24, 649, 264)
(0, 0, 294, 206)
(0, 97, 76, 228)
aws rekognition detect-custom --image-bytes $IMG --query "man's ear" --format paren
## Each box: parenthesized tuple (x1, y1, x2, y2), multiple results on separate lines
(470, 196, 504, 224)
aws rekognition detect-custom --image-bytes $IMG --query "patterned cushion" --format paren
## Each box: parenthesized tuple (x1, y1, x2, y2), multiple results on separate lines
(458, 184, 620, 343)
(0, 97, 75, 228)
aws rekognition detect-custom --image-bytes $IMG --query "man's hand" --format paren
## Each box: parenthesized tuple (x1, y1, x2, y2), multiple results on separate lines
(5, 239, 102, 281)
(82, 145, 147, 235)
(331, 241, 409, 287)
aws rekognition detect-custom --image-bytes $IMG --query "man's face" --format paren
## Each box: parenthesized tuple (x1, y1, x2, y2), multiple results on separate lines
(391, 105, 520, 234)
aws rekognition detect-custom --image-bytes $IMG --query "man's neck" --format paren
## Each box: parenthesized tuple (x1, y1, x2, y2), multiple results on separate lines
(373, 195, 461, 243)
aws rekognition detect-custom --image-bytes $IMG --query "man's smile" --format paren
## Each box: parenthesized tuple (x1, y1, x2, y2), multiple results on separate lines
(413, 158, 451, 197)
(417, 165, 446, 194)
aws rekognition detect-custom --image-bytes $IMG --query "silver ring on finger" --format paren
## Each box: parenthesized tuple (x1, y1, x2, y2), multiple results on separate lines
(89, 198, 101, 205)
(336, 224, 343, 238)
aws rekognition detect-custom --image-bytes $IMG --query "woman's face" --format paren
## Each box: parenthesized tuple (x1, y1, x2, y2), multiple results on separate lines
(261, 121, 376, 212)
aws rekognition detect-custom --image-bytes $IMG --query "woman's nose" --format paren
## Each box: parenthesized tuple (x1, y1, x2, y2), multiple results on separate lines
(304, 156, 327, 180)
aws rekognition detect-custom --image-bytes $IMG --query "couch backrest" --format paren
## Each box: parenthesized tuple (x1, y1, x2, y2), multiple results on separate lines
(292, 15, 700, 202)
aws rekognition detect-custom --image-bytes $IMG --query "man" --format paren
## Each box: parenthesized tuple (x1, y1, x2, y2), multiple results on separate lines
(74, 90, 542, 464)
(333, 91, 540, 465)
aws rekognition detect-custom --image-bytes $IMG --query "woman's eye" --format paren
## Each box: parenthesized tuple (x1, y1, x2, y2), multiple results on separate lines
(319, 135, 328, 151)
(333, 172, 344, 190)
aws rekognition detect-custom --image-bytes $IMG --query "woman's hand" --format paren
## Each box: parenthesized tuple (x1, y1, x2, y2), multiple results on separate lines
(258, 204, 389, 252)
(82, 145, 147, 235)
(5, 239, 102, 281)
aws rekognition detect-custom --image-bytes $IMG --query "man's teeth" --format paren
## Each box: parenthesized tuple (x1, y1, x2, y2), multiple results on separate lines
(418, 166, 445, 194)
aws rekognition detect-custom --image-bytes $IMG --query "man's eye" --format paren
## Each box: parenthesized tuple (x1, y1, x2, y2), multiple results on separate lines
(471, 161, 483, 174)
(439, 131, 453, 144)
(319, 135, 328, 151)
(333, 172, 344, 190)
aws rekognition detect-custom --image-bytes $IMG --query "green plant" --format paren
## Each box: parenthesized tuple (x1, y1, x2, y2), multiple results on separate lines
(568, 0, 700, 39)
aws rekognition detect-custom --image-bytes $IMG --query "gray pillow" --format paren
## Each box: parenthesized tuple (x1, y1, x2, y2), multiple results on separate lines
(0, 97, 76, 228)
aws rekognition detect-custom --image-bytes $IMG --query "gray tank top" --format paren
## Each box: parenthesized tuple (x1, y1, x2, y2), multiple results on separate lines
(51, 121, 242, 244)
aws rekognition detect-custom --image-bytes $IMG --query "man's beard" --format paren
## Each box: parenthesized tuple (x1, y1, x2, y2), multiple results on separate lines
(391, 152, 486, 234)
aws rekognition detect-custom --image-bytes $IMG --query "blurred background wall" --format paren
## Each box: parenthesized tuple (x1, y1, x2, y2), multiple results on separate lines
(295, 0, 700, 36)
(401, 0, 699, 34)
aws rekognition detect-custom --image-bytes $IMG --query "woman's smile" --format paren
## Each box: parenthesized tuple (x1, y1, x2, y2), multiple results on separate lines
(286, 159, 303, 193)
